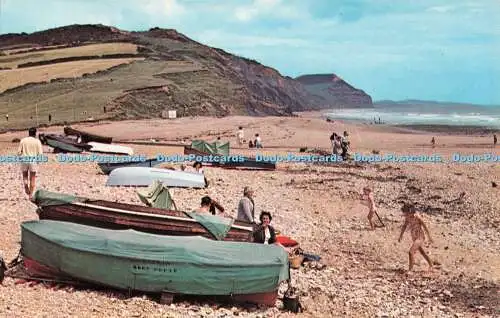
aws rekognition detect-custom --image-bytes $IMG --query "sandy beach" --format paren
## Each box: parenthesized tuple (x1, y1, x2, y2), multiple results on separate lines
(0, 112, 498, 318)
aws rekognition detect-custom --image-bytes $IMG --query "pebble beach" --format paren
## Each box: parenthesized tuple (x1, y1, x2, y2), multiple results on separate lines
(0, 112, 498, 318)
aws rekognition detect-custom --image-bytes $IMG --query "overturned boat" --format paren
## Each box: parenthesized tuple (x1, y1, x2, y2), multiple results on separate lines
(21, 220, 289, 306)
(39, 134, 91, 153)
(88, 142, 134, 156)
(31, 189, 251, 241)
(64, 126, 112, 144)
(106, 167, 206, 188)
(183, 140, 276, 170)
(98, 158, 161, 175)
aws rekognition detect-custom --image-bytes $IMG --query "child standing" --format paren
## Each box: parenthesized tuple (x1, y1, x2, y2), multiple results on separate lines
(398, 203, 434, 272)
(360, 187, 377, 230)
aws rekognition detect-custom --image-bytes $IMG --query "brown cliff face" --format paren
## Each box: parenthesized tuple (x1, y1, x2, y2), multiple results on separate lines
(295, 74, 373, 108)
(0, 25, 373, 124)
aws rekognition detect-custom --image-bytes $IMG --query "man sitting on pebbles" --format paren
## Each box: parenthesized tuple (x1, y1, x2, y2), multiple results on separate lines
(237, 186, 256, 224)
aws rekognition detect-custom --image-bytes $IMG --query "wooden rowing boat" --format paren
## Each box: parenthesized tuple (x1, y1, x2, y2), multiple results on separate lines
(32, 189, 253, 242)
(21, 220, 289, 306)
(64, 126, 113, 144)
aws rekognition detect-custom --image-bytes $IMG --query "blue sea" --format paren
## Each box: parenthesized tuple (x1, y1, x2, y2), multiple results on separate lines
(325, 103, 500, 129)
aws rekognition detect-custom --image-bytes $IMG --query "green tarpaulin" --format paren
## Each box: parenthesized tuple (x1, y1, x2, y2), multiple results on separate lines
(136, 180, 176, 210)
(184, 211, 233, 241)
(31, 189, 87, 207)
(21, 220, 290, 295)
(191, 140, 230, 156)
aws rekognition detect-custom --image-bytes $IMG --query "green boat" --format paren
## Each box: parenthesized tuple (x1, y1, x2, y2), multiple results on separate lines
(21, 220, 290, 305)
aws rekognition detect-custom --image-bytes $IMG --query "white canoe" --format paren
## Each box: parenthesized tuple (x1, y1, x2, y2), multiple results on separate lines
(106, 167, 206, 188)
(88, 142, 134, 156)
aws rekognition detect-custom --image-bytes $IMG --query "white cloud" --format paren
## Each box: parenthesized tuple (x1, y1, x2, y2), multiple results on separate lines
(427, 5, 455, 13)
(195, 29, 308, 48)
(233, 0, 301, 22)
(142, 0, 186, 18)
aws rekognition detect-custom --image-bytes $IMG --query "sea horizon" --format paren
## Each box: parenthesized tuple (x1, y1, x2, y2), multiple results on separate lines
(325, 103, 500, 129)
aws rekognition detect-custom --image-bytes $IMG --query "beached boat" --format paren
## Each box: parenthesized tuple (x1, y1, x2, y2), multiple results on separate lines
(32, 189, 252, 241)
(88, 142, 134, 156)
(183, 146, 276, 170)
(21, 220, 289, 305)
(98, 158, 161, 175)
(106, 167, 206, 188)
(39, 134, 92, 153)
(64, 126, 113, 144)
(214, 158, 276, 171)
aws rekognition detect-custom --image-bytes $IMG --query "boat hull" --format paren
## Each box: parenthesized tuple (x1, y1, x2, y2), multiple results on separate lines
(22, 256, 278, 305)
(36, 199, 253, 242)
(106, 167, 206, 188)
(64, 126, 112, 144)
(98, 158, 161, 175)
(184, 147, 276, 170)
(88, 142, 134, 156)
(21, 220, 289, 305)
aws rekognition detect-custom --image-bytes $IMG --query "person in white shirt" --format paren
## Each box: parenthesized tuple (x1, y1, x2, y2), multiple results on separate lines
(192, 161, 204, 174)
(237, 127, 244, 145)
(254, 134, 262, 148)
(18, 127, 43, 197)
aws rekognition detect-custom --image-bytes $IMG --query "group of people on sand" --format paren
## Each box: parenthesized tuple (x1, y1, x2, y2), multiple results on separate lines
(330, 130, 350, 160)
(237, 126, 263, 148)
(193, 186, 280, 246)
(360, 187, 435, 273)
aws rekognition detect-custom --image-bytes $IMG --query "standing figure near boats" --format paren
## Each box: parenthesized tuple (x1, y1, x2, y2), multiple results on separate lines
(254, 134, 262, 148)
(333, 135, 342, 156)
(398, 203, 434, 273)
(360, 187, 377, 230)
(18, 127, 43, 198)
(237, 186, 255, 224)
(237, 126, 244, 146)
(252, 212, 276, 244)
(341, 131, 350, 160)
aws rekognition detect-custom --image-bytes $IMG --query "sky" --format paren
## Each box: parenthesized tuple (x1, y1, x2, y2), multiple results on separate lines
(1, 0, 499, 105)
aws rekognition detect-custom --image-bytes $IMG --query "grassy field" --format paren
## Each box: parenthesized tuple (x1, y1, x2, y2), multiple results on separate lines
(0, 58, 145, 93)
(0, 42, 138, 68)
(0, 60, 203, 130)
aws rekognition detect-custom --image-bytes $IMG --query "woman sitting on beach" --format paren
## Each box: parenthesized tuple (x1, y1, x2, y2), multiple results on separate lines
(193, 161, 203, 174)
(252, 212, 277, 244)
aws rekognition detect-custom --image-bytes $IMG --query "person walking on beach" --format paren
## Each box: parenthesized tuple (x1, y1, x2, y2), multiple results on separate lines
(494, 134, 497, 147)
(237, 186, 256, 224)
(254, 134, 263, 148)
(237, 126, 244, 146)
(360, 187, 377, 230)
(18, 127, 43, 198)
(332, 135, 342, 156)
(5, 114, 8, 122)
(431, 137, 436, 148)
(341, 131, 350, 160)
(398, 203, 434, 273)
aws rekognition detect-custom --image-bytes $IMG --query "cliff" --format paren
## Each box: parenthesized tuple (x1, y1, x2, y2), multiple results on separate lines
(0, 24, 373, 126)
(295, 74, 373, 108)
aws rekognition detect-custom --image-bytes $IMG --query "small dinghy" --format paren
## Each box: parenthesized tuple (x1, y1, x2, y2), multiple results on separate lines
(88, 142, 134, 156)
(106, 167, 207, 188)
